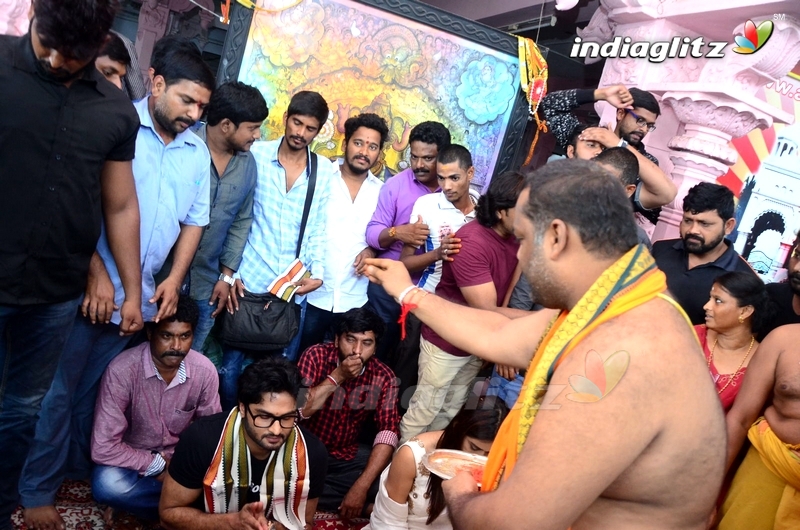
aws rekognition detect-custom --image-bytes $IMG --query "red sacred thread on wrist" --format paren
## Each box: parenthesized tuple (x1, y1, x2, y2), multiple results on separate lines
(397, 289, 427, 340)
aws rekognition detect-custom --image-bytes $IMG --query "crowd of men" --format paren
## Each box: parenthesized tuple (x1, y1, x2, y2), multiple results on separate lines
(3, 1, 800, 530)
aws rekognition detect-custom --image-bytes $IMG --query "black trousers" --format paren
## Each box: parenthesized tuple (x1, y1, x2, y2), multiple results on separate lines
(317, 444, 380, 515)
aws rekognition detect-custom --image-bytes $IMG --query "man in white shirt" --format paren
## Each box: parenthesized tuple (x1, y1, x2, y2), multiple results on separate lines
(299, 113, 389, 353)
(399, 144, 479, 293)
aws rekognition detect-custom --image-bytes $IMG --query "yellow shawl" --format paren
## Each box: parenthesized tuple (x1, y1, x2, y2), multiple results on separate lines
(483, 245, 685, 489)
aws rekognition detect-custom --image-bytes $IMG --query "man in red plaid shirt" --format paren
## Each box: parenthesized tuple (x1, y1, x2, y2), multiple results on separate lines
(297, 307, 400, 519)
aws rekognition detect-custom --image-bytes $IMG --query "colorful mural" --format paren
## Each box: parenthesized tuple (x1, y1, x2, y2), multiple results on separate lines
(237, 0, 521, 189)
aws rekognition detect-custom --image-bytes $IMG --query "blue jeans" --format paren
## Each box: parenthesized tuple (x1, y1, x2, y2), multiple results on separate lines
(0, 296, 81, 526)
(219, 299, 306, 410)
(92, 465, 161, 521)
(191, 297, 217, 353)
(485, 366, 525, 409)
(367, 282, 400, 364)
(18, 316, 135, 509)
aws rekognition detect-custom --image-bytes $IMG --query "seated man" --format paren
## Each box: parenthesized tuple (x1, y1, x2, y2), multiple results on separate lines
(364, 159, 725, 529)
(652, 182, 756, 325)
(297, 307, 400, 519)
(91, 295, 221, 521)
(593, 147, 652, 250)
(160, 356, 328, 530)
(721, 324, 800, 529)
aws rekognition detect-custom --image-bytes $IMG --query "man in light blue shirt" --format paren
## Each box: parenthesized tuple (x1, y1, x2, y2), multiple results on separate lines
(19, 38, 214, 530)
(220, 91, 337, 409)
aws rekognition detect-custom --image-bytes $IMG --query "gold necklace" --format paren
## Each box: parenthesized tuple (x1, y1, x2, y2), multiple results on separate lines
(707, 335, 755, 395)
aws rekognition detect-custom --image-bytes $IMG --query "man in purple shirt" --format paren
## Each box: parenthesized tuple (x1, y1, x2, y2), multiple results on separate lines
(365, 121, 450, 362)
(90, 295, 221, 522)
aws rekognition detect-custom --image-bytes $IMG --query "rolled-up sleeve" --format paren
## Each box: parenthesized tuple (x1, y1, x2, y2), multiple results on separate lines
(365, 185, 396, 250)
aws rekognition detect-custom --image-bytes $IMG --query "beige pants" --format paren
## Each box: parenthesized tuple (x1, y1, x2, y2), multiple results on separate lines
(399, 337, 483, 443)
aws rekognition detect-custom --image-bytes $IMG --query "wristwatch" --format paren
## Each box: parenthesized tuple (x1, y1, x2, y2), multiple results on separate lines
(617, 138, 629, 149)
(218, 273, 235, 286)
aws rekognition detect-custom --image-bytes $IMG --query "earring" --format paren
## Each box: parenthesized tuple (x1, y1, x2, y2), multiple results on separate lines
(738, 315, 744, 324)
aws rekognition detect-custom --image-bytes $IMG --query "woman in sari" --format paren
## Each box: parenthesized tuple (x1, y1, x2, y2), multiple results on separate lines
(697, 271, 773, 411)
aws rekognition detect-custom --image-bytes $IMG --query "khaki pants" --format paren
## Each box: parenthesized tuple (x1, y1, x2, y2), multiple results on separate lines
(399, 337, 483, 443)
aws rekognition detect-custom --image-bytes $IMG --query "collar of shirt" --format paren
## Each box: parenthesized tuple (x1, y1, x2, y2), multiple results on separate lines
(142, 344, 187, 386)
(434, 188, 480, 211)
(672, 238, 740, 270)
(135, 96, 201, 149)
(15, 33, 106, 93)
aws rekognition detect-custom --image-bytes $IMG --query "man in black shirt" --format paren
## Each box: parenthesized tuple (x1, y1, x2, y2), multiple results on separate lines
(161, 357, 328, 530)
(763, 234, 800, 337)
(542, 85, 677, 225)
(652, 182, 757, 325)
(0, 1, 142, 526)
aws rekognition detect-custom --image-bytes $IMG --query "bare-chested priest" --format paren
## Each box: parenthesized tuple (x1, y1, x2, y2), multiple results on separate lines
(364, 159, 725, 530)
(720, 323, 800, 530)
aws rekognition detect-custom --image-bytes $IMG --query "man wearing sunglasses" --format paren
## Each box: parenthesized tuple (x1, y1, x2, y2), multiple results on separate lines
(542, 84, 677, 224)
(160, 357, 328, 530)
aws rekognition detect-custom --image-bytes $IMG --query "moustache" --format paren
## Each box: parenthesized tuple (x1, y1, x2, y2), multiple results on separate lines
(789, 272, 800, 283)
(176, 118, 194, 127)
(290, 135, 307, 144)
(161, 350, 187, 358)
(685, 235, 704, 244)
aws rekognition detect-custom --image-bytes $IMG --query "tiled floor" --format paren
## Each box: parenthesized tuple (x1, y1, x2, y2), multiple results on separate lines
(11, 480, 368, 530)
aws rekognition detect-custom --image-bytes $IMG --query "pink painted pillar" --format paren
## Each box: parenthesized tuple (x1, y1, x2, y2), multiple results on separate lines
(578, 4, 800, 241)
(0, 0, 31, 37)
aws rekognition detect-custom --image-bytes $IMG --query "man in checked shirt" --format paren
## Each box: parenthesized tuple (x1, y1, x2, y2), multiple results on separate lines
(297, 307, 400, 520)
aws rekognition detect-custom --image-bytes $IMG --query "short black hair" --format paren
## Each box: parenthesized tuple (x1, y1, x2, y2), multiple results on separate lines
(157, 294, 199, 330)
(715, 271, 774, 337)
(150, 36, 215, 91)
(437, 144, 472, 170)
(336, 307, 385, 343)
(409, 121, 451, 152)
(567, 123, 590, 151)
(287, 91, 329, 128)
(206, 81, 268, 127)
(34, 0, 121, 62)
(524, 159, 638, 259)
(237, 357, 302, 406)
(98, 32, 130, 66)
(343, 113, 389, 147)
(594, 147, 639, 187)
(683, 182, 735, 221)
(630, 88, 661, 117)
(476, 171, 525, 228)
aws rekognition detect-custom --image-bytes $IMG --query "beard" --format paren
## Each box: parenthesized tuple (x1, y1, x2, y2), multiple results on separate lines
(524, 238, 568, 310)
(36, 59, 84, 83)
(623, 129, 644, 145)
(344, 154, 373, 175)
(789, 271, 800, 296)
(153, 97, 194, 138)
(682, 230, 725, 255)
(243, 418, 286, 452)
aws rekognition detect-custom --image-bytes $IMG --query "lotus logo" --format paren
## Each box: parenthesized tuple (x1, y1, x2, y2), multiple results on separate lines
(733, 20, 774, 54)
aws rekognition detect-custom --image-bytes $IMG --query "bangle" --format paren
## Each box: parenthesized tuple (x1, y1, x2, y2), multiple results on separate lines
(389, 226, 397, 239)
(396, 285, 417, 305)
(326, 374, 340, 387)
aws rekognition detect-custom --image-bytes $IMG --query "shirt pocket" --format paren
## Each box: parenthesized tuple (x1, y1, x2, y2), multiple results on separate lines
(166, 405, 197, 435)
(216, 182, 246, 217)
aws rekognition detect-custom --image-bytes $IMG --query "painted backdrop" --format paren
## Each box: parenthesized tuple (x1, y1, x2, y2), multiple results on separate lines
(237, 0, 520, 189)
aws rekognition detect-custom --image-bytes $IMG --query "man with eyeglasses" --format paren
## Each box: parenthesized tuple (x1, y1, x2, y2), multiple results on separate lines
(89, 295, 221, 523)
(160, 356, 328, 530)
(541, 84, 677, 225)
(762, 232, 800, 337)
